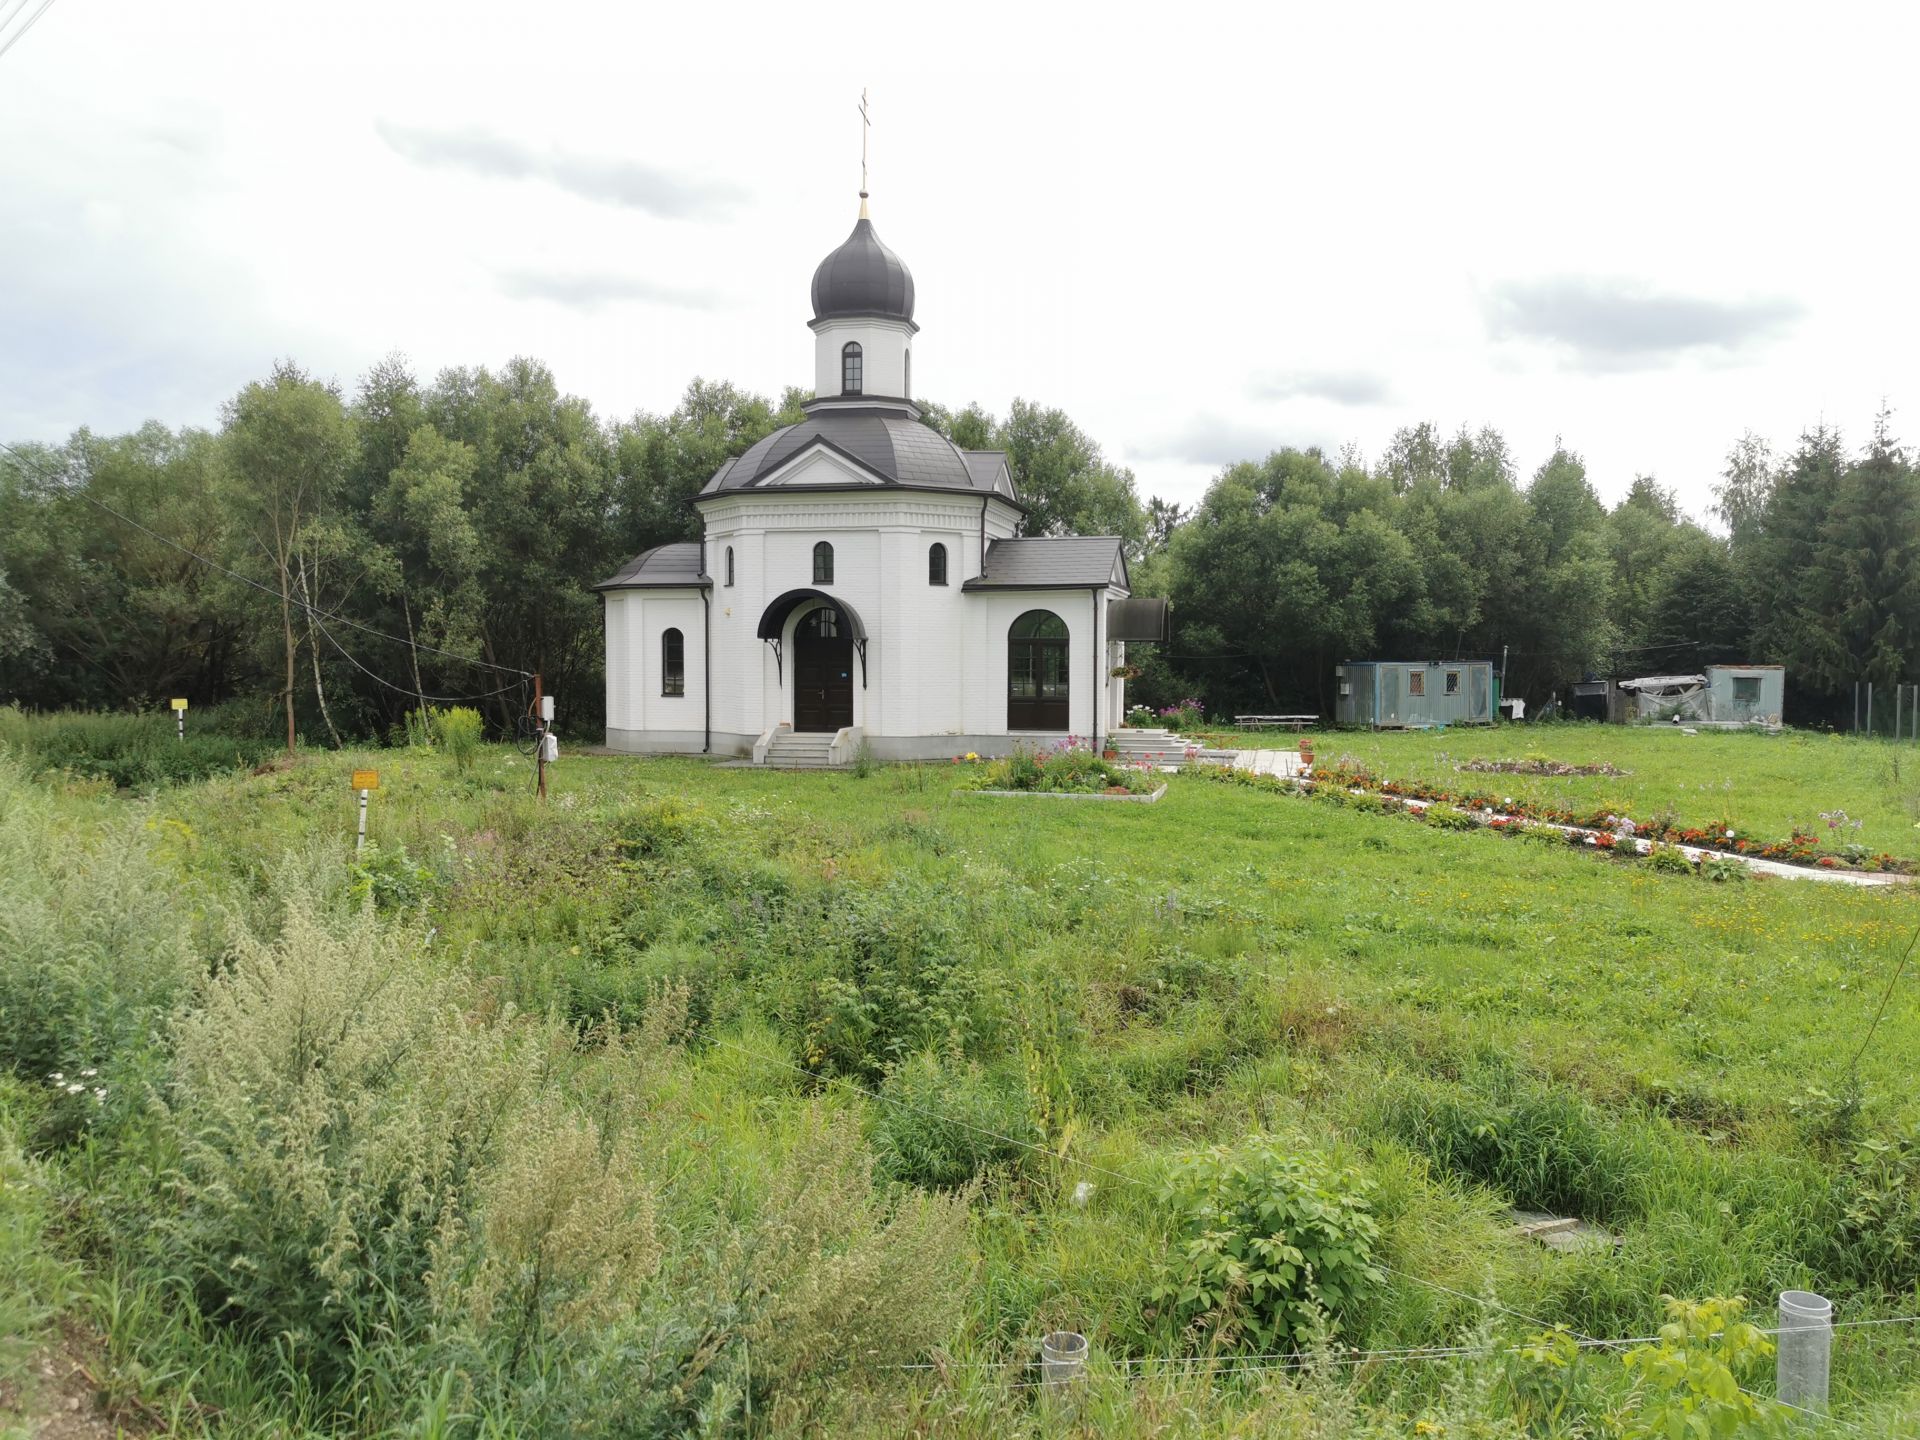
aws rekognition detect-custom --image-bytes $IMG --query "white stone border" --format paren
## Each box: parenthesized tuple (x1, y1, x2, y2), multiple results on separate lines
(959, 782, 1168, 804)
(1296, 780, 1910, 888)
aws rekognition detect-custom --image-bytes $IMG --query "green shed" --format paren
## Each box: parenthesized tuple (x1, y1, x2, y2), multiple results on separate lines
(1335, 660, 1496, 729)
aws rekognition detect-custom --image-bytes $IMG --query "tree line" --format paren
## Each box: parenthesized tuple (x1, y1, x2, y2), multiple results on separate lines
(1, 353, 1912, 737)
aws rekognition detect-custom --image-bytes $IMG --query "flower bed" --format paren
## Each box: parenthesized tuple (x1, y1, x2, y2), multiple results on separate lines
(952, 739, 1163, 797)
(1209, 758, 1915, 876)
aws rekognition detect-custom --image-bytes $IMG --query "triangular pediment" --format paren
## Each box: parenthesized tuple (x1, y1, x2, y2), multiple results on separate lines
(755, 439, 888, 489)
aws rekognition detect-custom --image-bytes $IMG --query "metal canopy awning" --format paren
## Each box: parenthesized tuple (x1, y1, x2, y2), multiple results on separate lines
(755, 589, 870, 688)
(1107, 596, 1171, 643)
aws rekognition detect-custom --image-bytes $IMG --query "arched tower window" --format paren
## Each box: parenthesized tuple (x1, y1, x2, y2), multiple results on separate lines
(1007, 609, 1069, 731)
(813, 540, 835, 585)
(841, 342, 863, 395)
(661, 627, 685, 696)
(929, 541, 948, 586)
(724, 546, 734, 586)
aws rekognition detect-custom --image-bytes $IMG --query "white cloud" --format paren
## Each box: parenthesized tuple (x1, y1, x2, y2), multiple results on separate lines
(0, 0, 1915, 522)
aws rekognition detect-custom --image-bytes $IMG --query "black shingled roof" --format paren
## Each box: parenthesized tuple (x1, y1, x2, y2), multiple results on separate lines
(697, 412, 1016, 502)
(962, 536, 1130, 590)
(594, 542, 708, 591)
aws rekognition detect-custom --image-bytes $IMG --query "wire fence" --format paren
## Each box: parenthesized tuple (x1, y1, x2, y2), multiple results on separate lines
(1850, 680, 1920, 740)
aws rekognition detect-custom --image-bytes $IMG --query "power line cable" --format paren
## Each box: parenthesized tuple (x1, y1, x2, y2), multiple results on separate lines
(312, 614, 527, 706)
(0, 439, 534, 678)
(0, 0, 56, 61)
(0, 0, 34, 37)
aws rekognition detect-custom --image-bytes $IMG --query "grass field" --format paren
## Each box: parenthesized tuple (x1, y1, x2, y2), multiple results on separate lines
(1205, 723, 1920, 861)
(3, 721, 1918, 1436)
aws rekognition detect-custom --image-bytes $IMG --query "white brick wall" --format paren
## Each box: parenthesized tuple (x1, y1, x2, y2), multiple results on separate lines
(606, 490, 1124, 752)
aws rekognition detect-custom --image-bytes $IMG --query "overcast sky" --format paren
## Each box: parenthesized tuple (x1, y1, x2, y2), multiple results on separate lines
(3, 2, 1914, 520)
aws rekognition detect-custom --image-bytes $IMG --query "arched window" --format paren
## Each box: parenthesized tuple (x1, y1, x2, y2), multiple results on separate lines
(661, 627, 685, 696)
(725, 546, 734, 586)
(813, 540, 834, 585)
(1007, 609, 1069, 731)
(841, 342, 863, 395)
(928, 541, 948, 586)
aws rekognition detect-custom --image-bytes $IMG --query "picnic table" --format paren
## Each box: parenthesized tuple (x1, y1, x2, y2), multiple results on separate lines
(1233, 714, 1319, 731)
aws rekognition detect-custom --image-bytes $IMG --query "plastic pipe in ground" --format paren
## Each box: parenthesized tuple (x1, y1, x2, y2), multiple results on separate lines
(1776, 1290, 1832, 1415)
(1040, 1331, 1087, 1391)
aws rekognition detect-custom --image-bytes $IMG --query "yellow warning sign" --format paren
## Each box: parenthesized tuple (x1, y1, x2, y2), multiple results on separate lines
(351, 770, 380, 791)
(170, 697, 189, 711)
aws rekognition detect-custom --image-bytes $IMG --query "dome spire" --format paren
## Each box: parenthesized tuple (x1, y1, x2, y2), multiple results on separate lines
(857, 86, 871, 218)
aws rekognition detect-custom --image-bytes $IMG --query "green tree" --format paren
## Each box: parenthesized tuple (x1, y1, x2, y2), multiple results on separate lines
(221, 364, 357, 753)
(996, 399, 1146, 550)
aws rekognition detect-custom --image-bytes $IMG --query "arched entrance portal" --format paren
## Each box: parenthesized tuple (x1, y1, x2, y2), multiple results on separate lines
(794, 606, 855, 732)
(1008, 609, 1070, 731)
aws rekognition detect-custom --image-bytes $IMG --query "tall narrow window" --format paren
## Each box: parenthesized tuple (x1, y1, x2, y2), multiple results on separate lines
(725, 546, 734, 586)
(929, 541, 948, 586)
(841, 342, 863, 395)
(813, 540, 834, 585)
(662, 628, 685, 696)
(904, 348, 911, 398)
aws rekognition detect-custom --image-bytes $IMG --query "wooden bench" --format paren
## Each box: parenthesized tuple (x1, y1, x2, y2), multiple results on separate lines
(1233, 714, 1319, 731)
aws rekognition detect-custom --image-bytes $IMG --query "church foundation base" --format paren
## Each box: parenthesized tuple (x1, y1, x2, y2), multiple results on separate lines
(603, 728, 755, 757)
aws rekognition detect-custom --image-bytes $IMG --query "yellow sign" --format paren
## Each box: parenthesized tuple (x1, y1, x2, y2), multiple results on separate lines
(170, 697, 189, 711)
(351, 770, 380, 791)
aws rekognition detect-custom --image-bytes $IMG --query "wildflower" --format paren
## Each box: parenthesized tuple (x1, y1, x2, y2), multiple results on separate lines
(65, 1083, 84, 1095)
(965, 752, 978, 762)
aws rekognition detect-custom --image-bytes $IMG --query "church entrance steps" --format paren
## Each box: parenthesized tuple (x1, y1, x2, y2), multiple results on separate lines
(761, 731, 846, 769)
(1109, 727, 1237, 772)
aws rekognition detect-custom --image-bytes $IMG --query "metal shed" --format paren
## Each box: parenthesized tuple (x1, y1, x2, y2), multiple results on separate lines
(1706, 665, 1784, 725)
(1335, 661, 1496, 729)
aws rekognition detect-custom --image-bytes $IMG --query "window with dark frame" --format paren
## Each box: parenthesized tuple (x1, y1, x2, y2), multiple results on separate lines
(813, 540, 834, 585)
(1445, 670, 1460, 695)
(662, 628, 685, 696)
(1733, 675, 1761, 702)
(841, 342, 863, 395)
(1408, 669, 1425, 697)
(725, 546, 734, 586)
(929, 541, 947, 585)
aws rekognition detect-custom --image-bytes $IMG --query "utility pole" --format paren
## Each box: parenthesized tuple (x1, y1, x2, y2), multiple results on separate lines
(533, 671, 547, 802)
(1500, 644, 1510, 717)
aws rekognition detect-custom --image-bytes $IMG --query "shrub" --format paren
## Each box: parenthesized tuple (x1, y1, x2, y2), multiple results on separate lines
(1421, 802, 1479, 831)
(430, 705, 483, 771)
(1159, 698, 1206, 732)
(1125, 704, 1156, 727)
(156, 892, 553, 1385)
(0, 707, 276, 788)
(1645, 844, 1696, 875)
(871, 1053, 1031, 1188)
(0, 760, 198, 1108)
(1832, 1117, 1920, 1291)
(1617, 1297, 1783, 1440)
(1151, 1134, 1383, 1351)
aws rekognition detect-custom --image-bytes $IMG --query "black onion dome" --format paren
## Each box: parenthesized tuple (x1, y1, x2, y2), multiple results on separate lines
(810, 217, 915, 324)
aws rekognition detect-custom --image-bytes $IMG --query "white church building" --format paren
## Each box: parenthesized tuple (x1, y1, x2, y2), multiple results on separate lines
(597, 195, 1167, 764)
